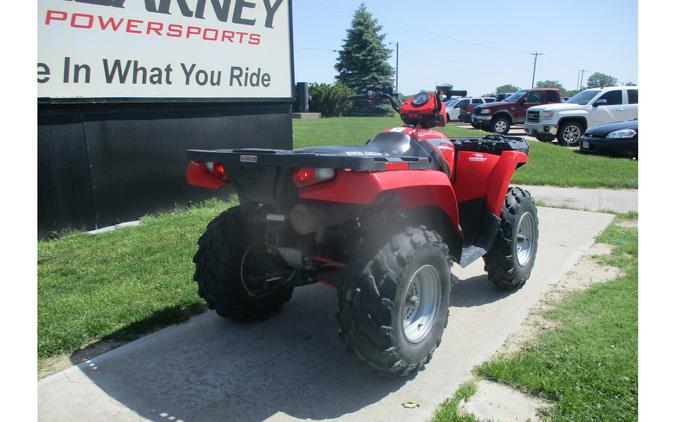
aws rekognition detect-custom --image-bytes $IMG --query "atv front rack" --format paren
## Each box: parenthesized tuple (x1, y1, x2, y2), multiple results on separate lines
(186, 148, 433, 171)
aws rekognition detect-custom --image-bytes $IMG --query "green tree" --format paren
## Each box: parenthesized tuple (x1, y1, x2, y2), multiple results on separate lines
(536, 80, 573, 97)
(586, 72, 618, 88)
(335, 3, 394, 95)
(496, 84, 520, 94)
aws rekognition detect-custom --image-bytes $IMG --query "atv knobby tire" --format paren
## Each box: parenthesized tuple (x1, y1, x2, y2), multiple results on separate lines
(483, 187, 539, 289)
(193, 206, 293, 321)
(337, 226, 452, 377)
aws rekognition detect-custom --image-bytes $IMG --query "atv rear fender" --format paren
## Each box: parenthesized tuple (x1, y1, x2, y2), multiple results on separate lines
(485, 150, 529, 215)
(298, 169, 462, 237)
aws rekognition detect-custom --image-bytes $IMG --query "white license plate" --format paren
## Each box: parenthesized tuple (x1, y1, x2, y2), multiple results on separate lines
(582, 141, 590, 149)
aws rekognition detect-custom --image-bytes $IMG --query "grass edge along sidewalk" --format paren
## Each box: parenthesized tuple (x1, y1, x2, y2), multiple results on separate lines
(432, 212, 638, 421)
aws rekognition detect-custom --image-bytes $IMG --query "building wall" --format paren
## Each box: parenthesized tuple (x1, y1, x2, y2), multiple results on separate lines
(38, 101, 292, 236)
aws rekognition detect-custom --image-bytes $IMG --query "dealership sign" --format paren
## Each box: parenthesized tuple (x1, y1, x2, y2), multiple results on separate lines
(38, 0, 293, 100)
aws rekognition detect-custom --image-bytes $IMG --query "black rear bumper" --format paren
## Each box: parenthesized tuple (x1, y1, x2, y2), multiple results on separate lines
(579, 136, 637, 156)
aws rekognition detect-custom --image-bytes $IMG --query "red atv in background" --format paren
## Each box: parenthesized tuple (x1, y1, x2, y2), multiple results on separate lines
(185, 86, 539, 377)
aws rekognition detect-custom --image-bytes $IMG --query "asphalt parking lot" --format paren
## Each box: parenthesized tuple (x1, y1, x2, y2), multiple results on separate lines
(38, 207, 614, 422)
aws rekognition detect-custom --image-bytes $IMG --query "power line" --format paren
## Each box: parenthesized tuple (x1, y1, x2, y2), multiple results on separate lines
(295, 0, 590, 72)
(296, 46, 337, 52)
(294, 0, 592, 91)
(294, 0, 528, 55)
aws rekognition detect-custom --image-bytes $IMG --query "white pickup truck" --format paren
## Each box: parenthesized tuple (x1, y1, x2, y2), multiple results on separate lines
(524, 86, 638, 146)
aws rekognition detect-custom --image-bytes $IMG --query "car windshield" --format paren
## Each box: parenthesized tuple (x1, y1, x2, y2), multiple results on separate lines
(504, 90, 528, 102)
(567, 90, 600, 105)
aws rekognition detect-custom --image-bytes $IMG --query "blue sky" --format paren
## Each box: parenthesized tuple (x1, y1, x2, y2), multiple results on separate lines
(291, 0, 637, 96)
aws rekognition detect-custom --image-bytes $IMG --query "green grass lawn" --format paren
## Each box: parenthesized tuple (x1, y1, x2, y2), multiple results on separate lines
(293, 116, 483, 148)
(512, 141, 638, 189)
(293, 116, 638, 189)
(38, 198, 235, 359)
(455, 213, 637, 421)
(431, 380, 480, 422)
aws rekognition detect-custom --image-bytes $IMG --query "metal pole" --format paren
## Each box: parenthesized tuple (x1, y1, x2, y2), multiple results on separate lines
(580, 69, 588, 89)
(395, 42, 399, 94)
(530, 52, 542, 88)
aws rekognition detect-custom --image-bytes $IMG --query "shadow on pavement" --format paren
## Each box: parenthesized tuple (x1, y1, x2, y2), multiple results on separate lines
(72, 285, 410, 421)
(72, 271, 510, 421)
(451, 274, 516, 308)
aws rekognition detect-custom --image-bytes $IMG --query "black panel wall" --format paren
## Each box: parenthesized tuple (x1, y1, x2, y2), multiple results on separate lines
(38, 101, 292, 236)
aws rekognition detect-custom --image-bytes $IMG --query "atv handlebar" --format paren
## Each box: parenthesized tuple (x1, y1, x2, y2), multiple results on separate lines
(349, 89, 401, 113)
(436, 87, 468, 98)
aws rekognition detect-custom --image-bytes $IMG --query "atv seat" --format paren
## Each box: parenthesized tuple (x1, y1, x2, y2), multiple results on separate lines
(295, 131, 428, 158)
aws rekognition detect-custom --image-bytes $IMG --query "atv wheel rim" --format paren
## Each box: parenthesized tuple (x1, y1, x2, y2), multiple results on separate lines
(516, 212, 535, 267)
(562, 125, 581, 145)
(494, 120, 507, 133)
(402, 264, 442, 343)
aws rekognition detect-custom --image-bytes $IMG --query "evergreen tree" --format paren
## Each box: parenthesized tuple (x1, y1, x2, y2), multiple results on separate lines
(335, 3, 394, 94)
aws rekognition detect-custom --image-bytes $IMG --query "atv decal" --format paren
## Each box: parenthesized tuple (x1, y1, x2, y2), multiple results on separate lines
(345, 151, 388, 156)
(468, 153, 487, 162)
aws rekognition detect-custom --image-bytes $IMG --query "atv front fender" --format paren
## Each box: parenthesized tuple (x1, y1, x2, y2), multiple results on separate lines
(298, 170, 461, 234)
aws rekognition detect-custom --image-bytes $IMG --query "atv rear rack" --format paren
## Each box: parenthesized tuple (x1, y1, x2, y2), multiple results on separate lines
(187, 135, 529, 172)
(186, 148, 433, 171)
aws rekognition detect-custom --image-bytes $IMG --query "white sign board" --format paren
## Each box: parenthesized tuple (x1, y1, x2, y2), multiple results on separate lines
(38, 0, 293, 100)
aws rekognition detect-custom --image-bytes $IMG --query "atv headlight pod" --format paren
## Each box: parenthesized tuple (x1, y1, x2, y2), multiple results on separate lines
(480, 108, 492, 114)
(606, 128, 637, 139)
(542, 111, 555, 119)
(412, 92, 429, 106)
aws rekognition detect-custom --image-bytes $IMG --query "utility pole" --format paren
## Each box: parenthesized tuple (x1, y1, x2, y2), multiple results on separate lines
(579, 69, 588, 90)
(530, 52, 542, 88)
(395, 42, 399, 94)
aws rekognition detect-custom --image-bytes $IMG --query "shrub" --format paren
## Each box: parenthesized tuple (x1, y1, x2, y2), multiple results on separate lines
(308, 83, 355, 117)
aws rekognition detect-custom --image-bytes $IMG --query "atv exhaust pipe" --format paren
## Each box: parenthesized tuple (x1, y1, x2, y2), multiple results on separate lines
(289, 203, 358, 235)
(289, 203, 328, 235)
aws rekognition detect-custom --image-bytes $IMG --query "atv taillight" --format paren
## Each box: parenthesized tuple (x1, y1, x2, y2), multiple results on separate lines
(206, 162, 229, 181)
(292, 167, 335, 188)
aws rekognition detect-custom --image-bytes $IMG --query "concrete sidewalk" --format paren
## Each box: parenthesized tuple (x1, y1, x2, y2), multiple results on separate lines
(38, 207, 614, 422)
(519, 184, 637, 213)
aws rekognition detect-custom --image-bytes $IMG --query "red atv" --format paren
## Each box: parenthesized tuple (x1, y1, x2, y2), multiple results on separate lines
(185, 86, 539, 377)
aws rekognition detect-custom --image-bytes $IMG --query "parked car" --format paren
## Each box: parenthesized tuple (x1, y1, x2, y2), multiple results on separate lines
(523, 86, 638, 146)
(446, 97, 492, 121)
(460, 104, 476, 123)
(473, 88, 561, 134)
(579, 119, 638, 158)
(460, 97, 496, 123)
